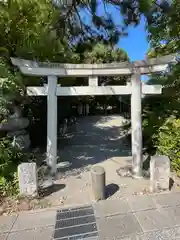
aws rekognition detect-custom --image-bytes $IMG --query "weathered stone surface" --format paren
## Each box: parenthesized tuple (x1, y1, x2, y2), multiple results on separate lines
(12, 133, 31, 150)
(12, 211, 56, 231)
(0, 215, 17, 233)
(0, 115, 30, 150)
(94, 198, 131, 217)
(150, 155, 170, 192)
(0, 234, 8, 240)
(97, 213, 142, 239)
(153, 192, 180, 208)
(119, 235, 147, 240)
(163, 206, 180, 226)
(7, 226, 53, 240)
(139, 226, 180, 240)
(135, 208, 173, 232)
(126, 195, 156, 212)
(18, 163, 38, 197)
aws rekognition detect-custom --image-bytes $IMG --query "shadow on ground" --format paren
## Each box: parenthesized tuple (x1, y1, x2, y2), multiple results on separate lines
(106, 183, 119, 199)
(39, 184, 66, 198)
(57, 115, 131, 175)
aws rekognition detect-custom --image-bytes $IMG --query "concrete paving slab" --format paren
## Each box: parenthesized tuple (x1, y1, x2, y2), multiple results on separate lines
(96, 213, 143, 239)
(0, 234, 8, 240)
(119, 236, 147, 240)
(135, 208, 174, 232)
(7, 226, 53, 240)
(11, 210, 56, 231)
(163, 206, 180, 226)
(94, 198, 131, 217)
(0, 215, 17, 233)
(126, 195, 156, 212)
(139, 226, 180, 240)
(153, 192, 180, 208)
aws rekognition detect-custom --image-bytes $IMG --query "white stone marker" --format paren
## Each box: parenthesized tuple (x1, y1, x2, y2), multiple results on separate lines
(150, 155, 170, 192)
(78, 104, 83, 115)
(18, 163, 38, 197)
(86, 104, 90, 115)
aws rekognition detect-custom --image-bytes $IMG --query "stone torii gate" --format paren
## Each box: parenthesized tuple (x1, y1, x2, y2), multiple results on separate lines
(11, 55, 176, 178)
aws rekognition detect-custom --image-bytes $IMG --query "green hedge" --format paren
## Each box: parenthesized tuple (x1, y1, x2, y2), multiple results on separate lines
(155, 117, 180, 175)
(0, 138, 24, 196)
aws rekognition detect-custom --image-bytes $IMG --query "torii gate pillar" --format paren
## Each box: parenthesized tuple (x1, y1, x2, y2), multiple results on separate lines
(47, 76, 58, 174)
(131, 72, 142, 178)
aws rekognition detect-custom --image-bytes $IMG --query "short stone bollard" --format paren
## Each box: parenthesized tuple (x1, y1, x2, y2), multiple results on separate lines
(91, 166, 105, 201)
(150, 155, 170, 192)
(18, 162, 38, 197)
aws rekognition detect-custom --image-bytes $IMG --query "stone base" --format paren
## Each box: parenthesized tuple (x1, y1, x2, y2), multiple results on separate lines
(116, 166, 150, 179)
(12, 133, 31, 150)
(116, 166, 133, 178)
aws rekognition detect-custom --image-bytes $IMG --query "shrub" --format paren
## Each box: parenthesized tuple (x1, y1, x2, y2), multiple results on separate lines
(0, 137, 24, 196)
(155, 116, 180, 175)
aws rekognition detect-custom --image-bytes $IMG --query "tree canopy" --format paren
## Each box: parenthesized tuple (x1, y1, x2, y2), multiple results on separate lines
(50, 0, 172, 44)
(141, 0, 180, 173)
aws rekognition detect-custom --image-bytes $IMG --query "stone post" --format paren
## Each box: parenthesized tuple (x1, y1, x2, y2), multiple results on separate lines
(18, 163, 38, 197)
(91, 166, 105, 201)
(78, 104, 83, 116)
(86, 104, 90, 115)
(150, 155, 170, 192)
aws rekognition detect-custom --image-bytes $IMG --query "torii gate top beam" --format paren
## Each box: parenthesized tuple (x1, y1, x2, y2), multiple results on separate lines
(11, 54, 176, 77)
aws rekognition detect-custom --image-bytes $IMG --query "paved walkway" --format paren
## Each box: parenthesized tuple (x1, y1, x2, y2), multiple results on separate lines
(1, 192, 180, 239)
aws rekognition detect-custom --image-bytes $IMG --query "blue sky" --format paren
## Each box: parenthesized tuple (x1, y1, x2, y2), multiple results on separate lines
(96, 2, 149, 61)
(118, 18, 149, 61)
(80, 2, 149, 61)
(80, 2, 149, 81)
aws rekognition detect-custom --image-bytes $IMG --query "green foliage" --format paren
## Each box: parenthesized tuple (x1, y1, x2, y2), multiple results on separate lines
(58, 0, 171, 44)
(82, 42, 129, 63)
(155, 117, 180, 175)
(0, 138, 24, 196)
(0, 57, 24, 122)
(143, 0, 180, 175)
(0, 0, 78, 62)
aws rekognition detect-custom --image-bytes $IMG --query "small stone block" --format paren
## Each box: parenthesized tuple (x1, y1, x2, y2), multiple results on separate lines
(18, 163, 38, 197)
(88, 76, 98, 86)
(150, 155, 170, 192)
